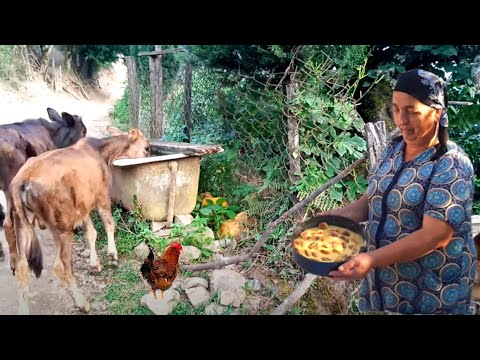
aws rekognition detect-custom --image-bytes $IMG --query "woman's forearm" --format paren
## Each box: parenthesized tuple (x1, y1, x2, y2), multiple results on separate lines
(368, 227, 452, 268)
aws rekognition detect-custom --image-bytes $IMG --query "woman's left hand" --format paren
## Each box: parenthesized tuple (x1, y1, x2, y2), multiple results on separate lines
(328, 253, 374, 281)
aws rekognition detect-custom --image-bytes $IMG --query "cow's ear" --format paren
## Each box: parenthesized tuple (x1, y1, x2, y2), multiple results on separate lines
(61, 112, 76, 127)
(128, 128, 139, 142)
(106, 125, 125, 137)
(47, 108, 62, 122)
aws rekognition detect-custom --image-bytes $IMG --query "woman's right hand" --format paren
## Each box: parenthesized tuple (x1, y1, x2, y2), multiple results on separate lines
(315, 209, 336, 218)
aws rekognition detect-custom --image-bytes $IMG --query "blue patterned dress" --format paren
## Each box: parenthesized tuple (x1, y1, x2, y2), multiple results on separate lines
(358, 139, 477, 314)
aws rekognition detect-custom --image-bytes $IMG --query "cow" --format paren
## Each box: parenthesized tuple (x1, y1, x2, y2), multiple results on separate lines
(0, 108, 87, 261)
(4, 126, 150, 314)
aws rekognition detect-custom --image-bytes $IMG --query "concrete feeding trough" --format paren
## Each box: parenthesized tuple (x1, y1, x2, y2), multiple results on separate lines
(473, 215, 480, 237)
(110, 140, 223, 224)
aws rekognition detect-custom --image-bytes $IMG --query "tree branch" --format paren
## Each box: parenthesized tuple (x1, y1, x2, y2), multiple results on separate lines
(270, 273, 323, 315)
(182, 154, 368, 272)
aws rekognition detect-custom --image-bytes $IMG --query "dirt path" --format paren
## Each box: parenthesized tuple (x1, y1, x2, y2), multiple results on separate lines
(0, 61, 127, 315)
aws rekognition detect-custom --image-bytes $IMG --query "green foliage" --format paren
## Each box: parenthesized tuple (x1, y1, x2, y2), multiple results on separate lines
(161, 216, 215, 258)
(129, 45, 183, 100)
(91, 199, 164, 257)
(163, 66, 231, 143)
(189, 45, 370, 84)
(365, 45, 480, 128)
(71, 45, 128, 69)
(292, 55, 372, 207)
(111, 205, 154, 255)
(364, 44, 480, 199)
(198, 148, 239, 199)
(110, 88, 130, 130)
(192, 197, 240, 234)
(473, 200, 480, 215)
(184, 46, 373, 228)
(189, 45, 295, 79)
(0, 46, 15, 80)
(0, 45, 26, 87)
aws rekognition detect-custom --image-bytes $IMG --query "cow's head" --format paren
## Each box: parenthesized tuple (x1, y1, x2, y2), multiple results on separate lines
(47, 108, 87, 148)
(107, 125, 150, 159)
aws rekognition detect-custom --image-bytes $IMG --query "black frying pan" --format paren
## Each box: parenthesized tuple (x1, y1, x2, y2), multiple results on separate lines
(291, 215, 366, 276)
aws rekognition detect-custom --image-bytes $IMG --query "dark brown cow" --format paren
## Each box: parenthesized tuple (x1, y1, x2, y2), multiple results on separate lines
(0, 108, 86, 261)
(4, 126, 149, 314)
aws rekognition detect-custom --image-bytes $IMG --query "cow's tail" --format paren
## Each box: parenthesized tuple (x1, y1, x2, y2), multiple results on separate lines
(10, 181, 43, 278)
(0, 202, 5, 230)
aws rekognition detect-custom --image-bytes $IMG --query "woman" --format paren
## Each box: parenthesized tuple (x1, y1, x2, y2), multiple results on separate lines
(319, 69, 477, 314)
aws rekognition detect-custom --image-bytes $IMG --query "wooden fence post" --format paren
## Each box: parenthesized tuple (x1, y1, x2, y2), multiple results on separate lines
(139, 47, 185, 139)
(286, 81, 304, 219)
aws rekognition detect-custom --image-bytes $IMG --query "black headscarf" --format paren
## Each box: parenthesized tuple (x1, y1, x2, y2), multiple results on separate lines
(394, 69, 449, 158)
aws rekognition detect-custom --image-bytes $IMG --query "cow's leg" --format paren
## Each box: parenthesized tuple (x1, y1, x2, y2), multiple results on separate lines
(15, 258, 30, 315)
(97, 201, 118, 268)
(13, 216, 32, 315)
(4, 216, 17, 274)
(83, 215, 101, 274)
(53, 231, 90, 313)
(0, 201, 4, 260)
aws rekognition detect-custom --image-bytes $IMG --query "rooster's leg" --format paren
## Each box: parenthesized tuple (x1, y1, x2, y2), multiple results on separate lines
(153, 289, 157, 300)
(161, 290, 164, 300)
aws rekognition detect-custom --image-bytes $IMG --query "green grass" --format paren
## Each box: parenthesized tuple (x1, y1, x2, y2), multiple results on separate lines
(100, 260, 153, 315)
(89, 204, 218, 315)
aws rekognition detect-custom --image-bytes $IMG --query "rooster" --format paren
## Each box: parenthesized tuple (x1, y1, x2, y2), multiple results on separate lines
(140, 242, 183, 300)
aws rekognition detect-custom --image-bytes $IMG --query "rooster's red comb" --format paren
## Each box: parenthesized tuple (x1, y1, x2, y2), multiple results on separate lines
(170, 242, 183, 251)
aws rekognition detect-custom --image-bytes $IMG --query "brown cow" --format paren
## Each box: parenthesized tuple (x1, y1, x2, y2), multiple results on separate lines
(4, 126, 149, 314)
(0, 108, 86, 260)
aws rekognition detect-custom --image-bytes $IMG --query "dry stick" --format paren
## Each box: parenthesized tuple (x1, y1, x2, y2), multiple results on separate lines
(271, 273, 319, 315)
(62, 86, 81, 100)
(182, 154, 368, 272)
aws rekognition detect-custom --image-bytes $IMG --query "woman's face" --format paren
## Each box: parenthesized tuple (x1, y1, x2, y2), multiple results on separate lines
(392, 91, 441, 147)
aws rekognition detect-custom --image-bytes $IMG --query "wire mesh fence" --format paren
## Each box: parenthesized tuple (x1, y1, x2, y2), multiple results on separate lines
(126, 50, 373, 232)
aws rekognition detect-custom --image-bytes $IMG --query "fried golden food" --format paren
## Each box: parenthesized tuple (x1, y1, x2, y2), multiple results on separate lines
(293, 223, 363, 263)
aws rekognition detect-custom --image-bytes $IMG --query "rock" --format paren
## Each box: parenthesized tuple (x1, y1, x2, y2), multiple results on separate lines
(152, 221, 168, 232)
(203, 239, 235, 253)
(174, 214, 194, 226)
(179, 246, 202, 264)
(171, 277, 184, 290)
(134, 243, 150, 259)
(210, 269, 247, 308)
(185, 287, 210, 307)
(243, 297, 264, 315)
(140, 289, 180, 315)
(184, 224, 215, 242)
(204, 303, 225, 315)
(182, 277, 209, 290)
(154, 229, 172, 238)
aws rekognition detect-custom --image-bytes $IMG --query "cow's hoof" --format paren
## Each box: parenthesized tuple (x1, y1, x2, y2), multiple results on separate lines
(109, 253, 118, 268)
(90, 263, 102, 275)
